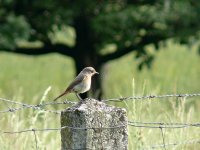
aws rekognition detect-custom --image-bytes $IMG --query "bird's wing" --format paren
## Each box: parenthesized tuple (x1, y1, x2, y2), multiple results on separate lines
(53, 74, 86, 101)
(66, 74, 86, 92)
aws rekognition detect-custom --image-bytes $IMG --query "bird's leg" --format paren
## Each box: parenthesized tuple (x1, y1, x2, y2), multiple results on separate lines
(76, 93, 82, 101)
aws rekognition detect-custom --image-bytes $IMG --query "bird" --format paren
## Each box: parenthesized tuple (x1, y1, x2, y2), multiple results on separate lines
(53, 67, 99, 101)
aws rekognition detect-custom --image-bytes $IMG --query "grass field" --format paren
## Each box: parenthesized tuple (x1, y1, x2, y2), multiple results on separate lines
(0, 41, 200, 149)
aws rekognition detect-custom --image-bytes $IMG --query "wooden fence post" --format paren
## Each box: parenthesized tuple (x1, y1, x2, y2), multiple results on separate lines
(61, 98, 128, 150)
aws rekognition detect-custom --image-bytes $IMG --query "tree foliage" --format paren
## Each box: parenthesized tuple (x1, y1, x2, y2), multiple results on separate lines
(1, 0, 200, 97)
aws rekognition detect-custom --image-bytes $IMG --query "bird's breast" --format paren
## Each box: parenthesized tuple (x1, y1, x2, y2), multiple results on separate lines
(73, 77, 91, 93)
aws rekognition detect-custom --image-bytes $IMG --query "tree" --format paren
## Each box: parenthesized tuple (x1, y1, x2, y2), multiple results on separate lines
(1, 0, 200, 98)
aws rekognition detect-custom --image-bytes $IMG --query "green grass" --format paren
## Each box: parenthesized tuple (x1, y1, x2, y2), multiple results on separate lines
(0, 41, 200, 149)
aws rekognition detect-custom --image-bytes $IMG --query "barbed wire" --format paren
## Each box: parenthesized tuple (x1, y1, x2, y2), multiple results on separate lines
(0, 97, 76, 114)
(1, 121, 200, 134)
(0, 105, 62, 114)
(0, 124, 123, 150)
(1, 124, 126, 134)
(144, 138, 200, 149)
(0, 97, 76, 106)
(102, 93, 200, 102)
(1, 93, 200, 114)
(128, 121, 200, 128)
(1, 122, 200, 149)
(128, 121, 200, 150)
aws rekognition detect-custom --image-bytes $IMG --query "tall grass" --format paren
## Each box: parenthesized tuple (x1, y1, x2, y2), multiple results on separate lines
(0, 41, 200, 149)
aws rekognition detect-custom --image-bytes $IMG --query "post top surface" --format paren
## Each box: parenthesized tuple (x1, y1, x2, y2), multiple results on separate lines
(62, 98, 126, 113)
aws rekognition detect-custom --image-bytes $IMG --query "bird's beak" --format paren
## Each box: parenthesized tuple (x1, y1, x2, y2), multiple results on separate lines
(95, 71, 99, 75)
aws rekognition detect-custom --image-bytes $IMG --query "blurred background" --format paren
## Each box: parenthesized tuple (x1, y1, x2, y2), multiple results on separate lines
(0, 0, 200, 149)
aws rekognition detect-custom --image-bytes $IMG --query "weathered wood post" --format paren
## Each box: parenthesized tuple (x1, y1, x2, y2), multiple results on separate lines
(61, 98, 128, 150)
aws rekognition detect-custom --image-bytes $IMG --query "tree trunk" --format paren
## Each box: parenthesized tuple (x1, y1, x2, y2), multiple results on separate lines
(73, 15, 103, 100)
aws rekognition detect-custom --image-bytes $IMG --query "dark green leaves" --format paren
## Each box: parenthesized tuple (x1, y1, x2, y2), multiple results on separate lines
(0, 14, 30, 49)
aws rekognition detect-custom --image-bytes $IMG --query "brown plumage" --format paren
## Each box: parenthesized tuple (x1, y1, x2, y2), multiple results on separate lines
(53, 67, 98, 101)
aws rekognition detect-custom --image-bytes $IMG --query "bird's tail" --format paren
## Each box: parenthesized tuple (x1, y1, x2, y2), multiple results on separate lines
(53, 90, 69, 101)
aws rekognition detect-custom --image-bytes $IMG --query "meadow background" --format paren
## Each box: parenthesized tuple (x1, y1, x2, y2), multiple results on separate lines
(0, 41, 200, 149)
